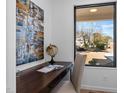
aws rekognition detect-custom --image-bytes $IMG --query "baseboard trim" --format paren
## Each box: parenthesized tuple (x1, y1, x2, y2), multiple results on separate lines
(81, 84, 117, 93)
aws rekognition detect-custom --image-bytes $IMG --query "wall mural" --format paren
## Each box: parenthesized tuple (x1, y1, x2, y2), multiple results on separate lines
(16, 0, 44, 66)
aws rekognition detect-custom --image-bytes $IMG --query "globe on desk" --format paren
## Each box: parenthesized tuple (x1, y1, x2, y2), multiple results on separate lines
(46, 44, 58, 65)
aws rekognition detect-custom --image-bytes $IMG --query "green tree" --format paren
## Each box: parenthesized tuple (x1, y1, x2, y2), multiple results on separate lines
(93, 32, 112, 50)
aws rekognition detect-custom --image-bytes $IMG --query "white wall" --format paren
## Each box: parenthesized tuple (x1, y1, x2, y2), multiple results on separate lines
(82, 67, 117, 92)
(6, 0, 52, 93)
(7, 0, 16, 92)
(51, 0, 117, 92)
(51, 0, 74, 62)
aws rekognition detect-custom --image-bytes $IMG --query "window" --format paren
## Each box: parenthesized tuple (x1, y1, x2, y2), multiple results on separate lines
(74, 2, 116, 67)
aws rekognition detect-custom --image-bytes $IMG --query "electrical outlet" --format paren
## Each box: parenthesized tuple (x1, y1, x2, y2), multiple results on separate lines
(103, 76, 108, 81)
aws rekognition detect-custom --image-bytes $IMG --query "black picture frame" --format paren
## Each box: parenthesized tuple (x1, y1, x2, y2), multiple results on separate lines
(74, 2, 117, 67)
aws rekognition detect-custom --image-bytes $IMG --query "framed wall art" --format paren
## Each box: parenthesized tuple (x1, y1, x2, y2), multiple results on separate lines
(16, 0, 44, 65)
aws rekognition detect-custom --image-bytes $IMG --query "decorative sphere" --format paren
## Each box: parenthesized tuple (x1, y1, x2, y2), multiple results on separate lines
(46, 44, 58, 57)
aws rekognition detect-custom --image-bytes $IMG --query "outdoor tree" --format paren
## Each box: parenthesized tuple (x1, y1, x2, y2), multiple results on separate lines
(77, 22, 112, 50)
(93, 32, 112, 50)
(80, 26, 95, 48)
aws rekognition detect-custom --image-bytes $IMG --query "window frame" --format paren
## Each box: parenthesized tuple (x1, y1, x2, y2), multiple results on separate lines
(74, 2, 117, 68)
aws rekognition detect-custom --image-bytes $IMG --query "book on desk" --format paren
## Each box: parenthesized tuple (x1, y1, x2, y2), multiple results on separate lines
(37, 64, 64, 73)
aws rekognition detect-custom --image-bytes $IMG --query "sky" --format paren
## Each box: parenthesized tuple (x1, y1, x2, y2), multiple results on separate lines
(76, 20, 113, 38)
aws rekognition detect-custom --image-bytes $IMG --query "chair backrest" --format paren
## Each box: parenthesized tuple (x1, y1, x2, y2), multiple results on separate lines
(71, 53, 87, 93)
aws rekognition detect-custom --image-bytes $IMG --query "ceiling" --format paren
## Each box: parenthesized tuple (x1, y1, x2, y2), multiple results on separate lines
(76, 5, 114, 21)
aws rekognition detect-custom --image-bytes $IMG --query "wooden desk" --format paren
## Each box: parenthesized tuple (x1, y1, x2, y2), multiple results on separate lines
(16, 62, 72, 93)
